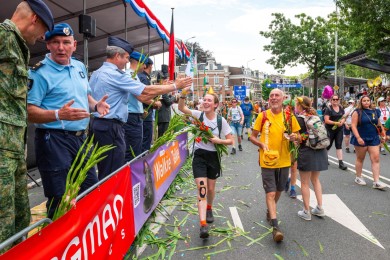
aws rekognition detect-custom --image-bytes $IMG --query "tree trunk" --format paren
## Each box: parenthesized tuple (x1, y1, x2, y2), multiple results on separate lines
(313, 69, 318, 109)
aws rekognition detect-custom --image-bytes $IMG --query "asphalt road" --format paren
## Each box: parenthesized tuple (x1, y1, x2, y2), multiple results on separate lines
(27, 136, 390, 259)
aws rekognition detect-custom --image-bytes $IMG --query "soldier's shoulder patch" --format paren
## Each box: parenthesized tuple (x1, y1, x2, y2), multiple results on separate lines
(30, 61, 44, 71)
(27, 78, 34, 91)
(116, 69, 125, 74)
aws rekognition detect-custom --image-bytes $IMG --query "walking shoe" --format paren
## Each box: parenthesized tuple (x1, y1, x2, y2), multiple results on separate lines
(345, 147, 350, 153)
(284, 178, 290, 192)
(372, 182, 386, 190)
(206, 209, 214, 223)
(311, 206, 325, 217)
(339, 161, 347, 170)
(289, 189, 297, 199)
(298, 210, 311, 221)
(381, 148, 386, 155)
(199, 225, 209, 239)
(230, 147, 236, 155)
(272, 227, 284, 242)
(238, 144, 243, 151)
(354, 177, 367, 186)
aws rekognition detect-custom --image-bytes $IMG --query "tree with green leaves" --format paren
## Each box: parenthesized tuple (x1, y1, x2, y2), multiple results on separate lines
(176, 42, 213, 65)
(260, 13, 349, 107)
(337, 0, 390, 57)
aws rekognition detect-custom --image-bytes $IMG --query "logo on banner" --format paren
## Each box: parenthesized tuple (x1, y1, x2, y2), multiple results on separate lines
(153, 141, 180, 190)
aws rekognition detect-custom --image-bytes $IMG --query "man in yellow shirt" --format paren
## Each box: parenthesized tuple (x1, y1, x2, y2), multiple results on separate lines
(249, 89, 300, 242)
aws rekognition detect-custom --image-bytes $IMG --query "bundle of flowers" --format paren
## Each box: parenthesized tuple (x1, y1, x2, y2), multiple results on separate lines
(52, 136, 114, 221)
(283, 101, 299, 161)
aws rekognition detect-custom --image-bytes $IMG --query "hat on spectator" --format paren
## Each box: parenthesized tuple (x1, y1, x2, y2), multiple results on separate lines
(45, 23, 73, 40)
(348, 99, 355, 103)
(26, 0, 54, 31)
(108, 36, 134, 55)
(377, 97, 385, 103)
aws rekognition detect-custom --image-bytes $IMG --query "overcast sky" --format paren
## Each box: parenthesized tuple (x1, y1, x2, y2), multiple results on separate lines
(142, 0, 336, 76)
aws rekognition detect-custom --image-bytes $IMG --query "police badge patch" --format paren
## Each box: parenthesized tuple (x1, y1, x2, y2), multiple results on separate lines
(63, 27, 70, 36)
(27, 79, 34, 90)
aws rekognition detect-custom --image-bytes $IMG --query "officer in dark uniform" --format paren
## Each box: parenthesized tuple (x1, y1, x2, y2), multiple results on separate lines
(138, 57, 161, 152)
(27, 23, 110, 219)
(90, 36, 192, 180)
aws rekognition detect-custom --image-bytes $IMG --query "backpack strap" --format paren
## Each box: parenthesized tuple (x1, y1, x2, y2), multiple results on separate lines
(192, 112, 205, 156)
(217, 114, 222, 139)
(259, 110, 268, 132)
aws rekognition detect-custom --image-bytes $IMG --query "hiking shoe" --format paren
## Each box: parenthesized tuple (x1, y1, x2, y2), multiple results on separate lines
(381, 148, 386, 155)
(311, 206, 325, 217)
(345, 147, 350, 153)
(284, 178, 290, 192)
(272, 227, 284, 242)
(238, 144, 243, 151)
(339, 161, 347, 170)
(298, 210, 311, 221)
(206, 209, 214, 223)
(373, 182, 386, 190)
(230, 148, 236, 155)
(289, 189, 297, 199)
(199, 225, 209, 239)
(355, 177, 367, 186)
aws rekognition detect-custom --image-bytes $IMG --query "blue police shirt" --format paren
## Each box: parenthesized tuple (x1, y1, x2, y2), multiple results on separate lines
(28, 54, 91, 131)
(125, 68, 144, 113)
(90, 62, 145, 122)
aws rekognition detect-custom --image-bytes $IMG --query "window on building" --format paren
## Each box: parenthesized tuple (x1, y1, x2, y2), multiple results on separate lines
(224, 78, 229, 86)
(214, 75, 219, 84)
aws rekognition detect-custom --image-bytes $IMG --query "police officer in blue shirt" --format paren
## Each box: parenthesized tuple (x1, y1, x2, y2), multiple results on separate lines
(123, 51, 147, 161)
(27, 23, 110, 219)
(90, 36, 192, 180)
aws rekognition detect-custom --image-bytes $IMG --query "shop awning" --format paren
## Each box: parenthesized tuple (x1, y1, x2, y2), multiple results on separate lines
(0, 0, 189, 71)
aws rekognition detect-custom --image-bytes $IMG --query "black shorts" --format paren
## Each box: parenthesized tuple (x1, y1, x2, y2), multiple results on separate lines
(261, 167, 289, 193)
(192, 149, 221, 180)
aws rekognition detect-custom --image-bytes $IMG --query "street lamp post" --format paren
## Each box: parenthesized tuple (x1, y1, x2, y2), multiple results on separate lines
(247, 58, 255, 69)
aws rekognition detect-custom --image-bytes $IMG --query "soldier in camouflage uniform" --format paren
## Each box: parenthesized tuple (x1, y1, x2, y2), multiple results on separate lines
(0, 0, 53, 251)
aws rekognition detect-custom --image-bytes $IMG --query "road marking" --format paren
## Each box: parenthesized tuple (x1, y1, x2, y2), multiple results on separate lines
(229, 207, 244, 232)
(295, 179, 385, 249)
(328, 156, 390, 187)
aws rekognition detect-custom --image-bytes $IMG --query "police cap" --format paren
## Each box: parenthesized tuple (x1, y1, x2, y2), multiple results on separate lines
(108, 36, 134, 55)
(44, 23, 74, 40)
(26, 0, 54, 31)
(145, 57, 153, 65)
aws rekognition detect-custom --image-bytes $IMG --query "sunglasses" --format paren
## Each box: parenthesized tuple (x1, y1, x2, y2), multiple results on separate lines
(332, 99, 339, 101)
(232, 101, 237, 103)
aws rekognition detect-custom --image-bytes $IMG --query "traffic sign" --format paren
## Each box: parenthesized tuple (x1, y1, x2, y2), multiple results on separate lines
(266, 83, 302, 88)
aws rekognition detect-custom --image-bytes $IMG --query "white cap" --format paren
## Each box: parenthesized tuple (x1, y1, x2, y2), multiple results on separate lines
(378, 97, 385, 103)
(348, 99, 355, 103)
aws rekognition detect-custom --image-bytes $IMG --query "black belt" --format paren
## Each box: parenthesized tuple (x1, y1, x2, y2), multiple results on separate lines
(36, 128, 85, 137)
(94, 117, 125, 126)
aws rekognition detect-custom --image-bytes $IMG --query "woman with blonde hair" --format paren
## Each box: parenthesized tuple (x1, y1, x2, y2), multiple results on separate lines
(295, 96, 328, 220)
(350, 95, 386, 190)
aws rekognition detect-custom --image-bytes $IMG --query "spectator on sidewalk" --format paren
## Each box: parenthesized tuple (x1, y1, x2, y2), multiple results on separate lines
(350, 95, 386, 190)
(179, 90, 233, 239)
(158, 93, 175, 137)
(249, 88, 300, 242)
(0, 0, 53, 248)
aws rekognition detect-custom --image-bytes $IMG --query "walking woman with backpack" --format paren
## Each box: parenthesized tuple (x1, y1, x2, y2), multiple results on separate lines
(295, 96, 328, 220)
(324, 94, 348, 170)
(179, 91, 233, 238)
(350, 95, 386, 190)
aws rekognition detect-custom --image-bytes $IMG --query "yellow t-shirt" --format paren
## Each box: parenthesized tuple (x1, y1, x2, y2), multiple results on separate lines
(253, 110, 300, 168)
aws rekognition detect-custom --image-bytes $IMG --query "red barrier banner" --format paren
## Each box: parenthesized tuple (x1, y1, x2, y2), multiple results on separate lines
(2, 165, 135, 260)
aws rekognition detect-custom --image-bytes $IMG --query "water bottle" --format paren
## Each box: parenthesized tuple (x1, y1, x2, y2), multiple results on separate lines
(308, 129, 318, 147)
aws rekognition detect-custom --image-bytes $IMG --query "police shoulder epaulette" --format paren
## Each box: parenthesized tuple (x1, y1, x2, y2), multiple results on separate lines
(30, 61, 44, 71)
(0, 23, 13, 31)
(116, 69, 125, 74)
